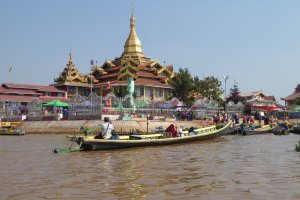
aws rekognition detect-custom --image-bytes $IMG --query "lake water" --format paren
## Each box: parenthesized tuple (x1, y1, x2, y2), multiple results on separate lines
(1, 133, 300, 200)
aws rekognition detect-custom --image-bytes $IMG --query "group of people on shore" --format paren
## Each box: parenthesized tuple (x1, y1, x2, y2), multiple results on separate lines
(242, 112, 273, 127)
(176, 110, 194, 121)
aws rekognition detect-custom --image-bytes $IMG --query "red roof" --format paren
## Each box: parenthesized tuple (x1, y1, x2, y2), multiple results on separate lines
(0, 86, 40, 96)
(282, 92, 300, 101)
(94, 78, 172, 88)
(0, 94, 69, 103)
(94, 80, 121, 87)
(98, 72, 119, 80)
(3, 83, 66, 93)
(39, 96, 69, 103)
(137, 71, 156, 77)
(139, 66, 156, 71)
(135, 78, 171, 87)
(265, 96, 276, 101)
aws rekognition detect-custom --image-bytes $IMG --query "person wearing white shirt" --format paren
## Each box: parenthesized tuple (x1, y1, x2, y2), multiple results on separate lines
(100, 117, 114, 139)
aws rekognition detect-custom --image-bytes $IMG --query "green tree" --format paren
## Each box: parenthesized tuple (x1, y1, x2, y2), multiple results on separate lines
(169, 68, 223, 105)
(227, 81, 243, 104)
(168, 68, 194, 104)
(293, 84, 300, 106)
(295, 98, 300, 106)
(193, 76, 223, 102)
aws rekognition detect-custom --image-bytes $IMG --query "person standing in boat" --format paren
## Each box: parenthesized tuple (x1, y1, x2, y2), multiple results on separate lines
(97, 117, 115, 139)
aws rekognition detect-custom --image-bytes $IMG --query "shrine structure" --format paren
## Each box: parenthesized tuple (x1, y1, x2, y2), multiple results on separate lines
(52, 51, 92, 98)
(53, 13, 175, 100)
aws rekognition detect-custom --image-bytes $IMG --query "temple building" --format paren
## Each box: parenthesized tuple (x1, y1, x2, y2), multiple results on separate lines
(0, 83, 67, 105)
(281, 84, 300, 107)
(240, 90, 284, 111)
(53, 13, 175, 100)
(52, 51, 95, 98)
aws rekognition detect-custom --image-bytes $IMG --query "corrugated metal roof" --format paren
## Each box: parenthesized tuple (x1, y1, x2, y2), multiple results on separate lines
(0, 95, 69, 103)
(3, 83, 66, 93)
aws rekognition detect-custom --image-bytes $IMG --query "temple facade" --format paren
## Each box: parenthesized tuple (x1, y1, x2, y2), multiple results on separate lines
(53, 14, 175, 100)
(52, 51, 95, 98)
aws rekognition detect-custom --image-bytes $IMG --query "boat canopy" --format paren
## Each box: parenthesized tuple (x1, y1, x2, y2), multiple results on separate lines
(42, 99, 69, 108)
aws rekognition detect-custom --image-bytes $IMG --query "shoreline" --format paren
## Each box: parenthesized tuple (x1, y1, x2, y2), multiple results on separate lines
(20, 119, 214, 134)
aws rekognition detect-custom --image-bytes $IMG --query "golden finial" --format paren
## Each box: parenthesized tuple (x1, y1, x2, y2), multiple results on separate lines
(123, 11, 144, 57)
(130, 13, 135, 30)
(130, 1, 135, 29)
(69, 49, 73, 63)
(67, 49, 74, 68)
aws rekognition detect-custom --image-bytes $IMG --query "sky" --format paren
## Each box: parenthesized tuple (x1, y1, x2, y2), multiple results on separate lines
(0, 0, 300, 104)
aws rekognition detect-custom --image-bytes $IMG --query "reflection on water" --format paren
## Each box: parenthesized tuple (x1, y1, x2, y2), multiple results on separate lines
(1, 134, 300, 200)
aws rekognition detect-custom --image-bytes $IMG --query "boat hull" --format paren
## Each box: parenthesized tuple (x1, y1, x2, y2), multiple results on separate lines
(241, 128, 273, 136)
(239, 124, 275, 136)
(0, 130, 26, 136)
(290, 125, 300, 134)
(77, 122, 232, 151)
(272, 123, 289, 135)
(291, 128, 300, 134)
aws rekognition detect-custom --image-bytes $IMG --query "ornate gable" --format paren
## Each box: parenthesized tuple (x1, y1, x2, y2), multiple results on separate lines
(118, 56, 139, 80)
(54, 51, 88, 84)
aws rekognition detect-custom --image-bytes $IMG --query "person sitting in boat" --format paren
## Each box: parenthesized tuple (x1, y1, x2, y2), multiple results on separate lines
(165, 124, 179, 137)
(188, 127, 197, 136)
(221, 114, 228, 123)
(96, 117, 115, 139)
(178, 128, 185, 137)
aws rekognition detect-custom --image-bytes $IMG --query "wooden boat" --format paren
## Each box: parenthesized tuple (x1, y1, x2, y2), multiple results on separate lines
(0, 129, 26, 136)
(239, 124, 275, 136)
(69, 121, 232, 151)
(272, 122, 289, 135)
(227, 122, 242, 135)
(0, 121, 26, 136)
(290, 124, 300, 134)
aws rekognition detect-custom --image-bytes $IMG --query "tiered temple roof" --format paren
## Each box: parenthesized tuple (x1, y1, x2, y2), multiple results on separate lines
(281, 84, 300, 107)
(54, 51, 89, 86)
(52, 13, 175, 97)
(92, 14, 175, 88)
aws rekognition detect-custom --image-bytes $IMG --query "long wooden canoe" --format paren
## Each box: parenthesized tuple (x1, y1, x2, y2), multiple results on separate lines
(240, 124, 275, 136)
(0, 129, 26, 136)
(70, 121, 232, 151)
(0, 122, 25, 136)
(290, 124, 300, 134)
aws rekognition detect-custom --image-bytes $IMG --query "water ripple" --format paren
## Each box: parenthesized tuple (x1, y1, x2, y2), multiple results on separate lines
(1, 134, 300, 199)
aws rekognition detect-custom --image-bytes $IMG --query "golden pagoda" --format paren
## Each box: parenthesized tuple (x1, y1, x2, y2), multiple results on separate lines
(92, 13, 175, 100)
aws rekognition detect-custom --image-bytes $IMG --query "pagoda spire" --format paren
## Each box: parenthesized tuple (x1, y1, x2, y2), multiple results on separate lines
(67, 50, 75, 68)
(123, 12, 144, 57)
(69, 50, 73, 62)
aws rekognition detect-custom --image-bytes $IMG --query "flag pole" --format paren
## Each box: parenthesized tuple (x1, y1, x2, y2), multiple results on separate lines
(9, 64, 12, 83)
